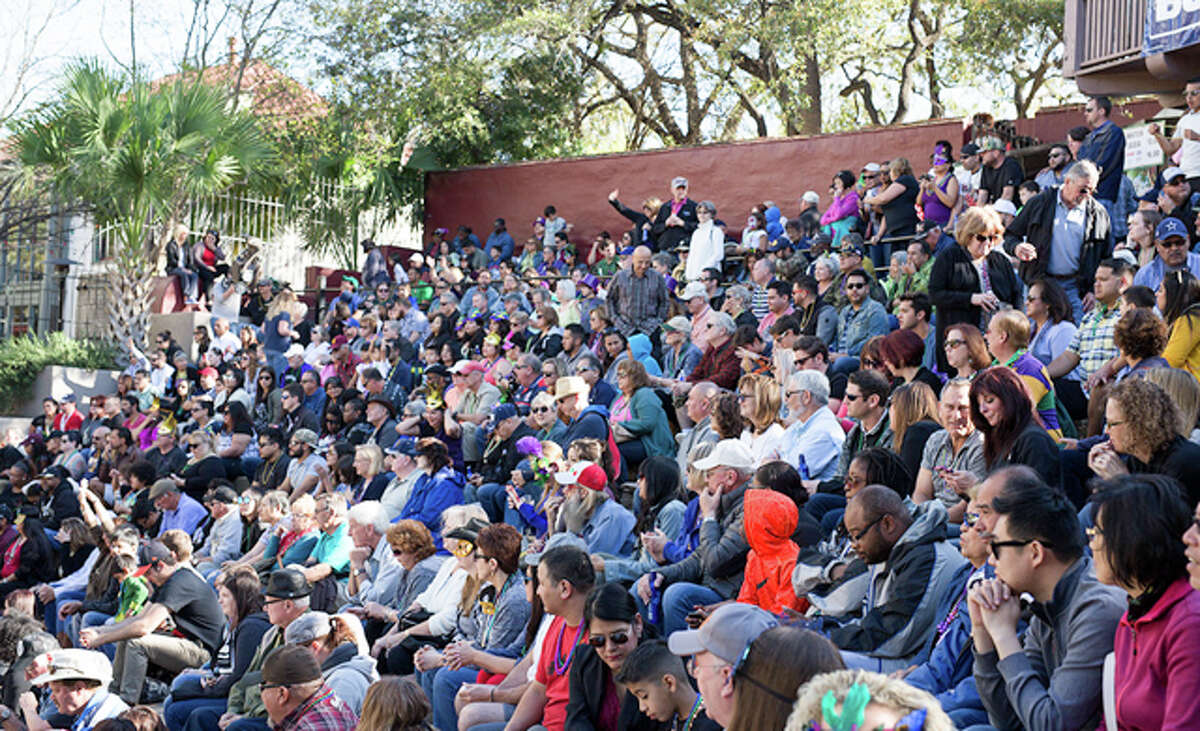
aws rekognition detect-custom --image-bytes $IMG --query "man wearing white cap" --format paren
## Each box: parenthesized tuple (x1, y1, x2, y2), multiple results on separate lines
(679, 281, 715, 352)
(634, 439, 752, 635)
(9, 649, 127, 730)
(666, 603, 778, 728)
(651, 176, 698, 252)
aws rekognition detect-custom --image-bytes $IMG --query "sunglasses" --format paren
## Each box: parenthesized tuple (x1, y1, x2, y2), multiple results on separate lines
(860, 358, 881, 369)
(587, 630, 632, 648)
(449, 541, 475, 558)
(962, 511, 980, 529)
(843, 392, 862, 402)
(845, 283, 866, 290)
(1161, 238, 1189, 249)
(532, 406, 551, 414)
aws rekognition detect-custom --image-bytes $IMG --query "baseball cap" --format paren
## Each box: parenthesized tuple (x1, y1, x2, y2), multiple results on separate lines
(960, 142, 980, 156)
(424, 363, 450, 379)
(331, 335, 349, 349)
(839, 233, 865, 256)
(554, 461, 607, 491)
(291, 428, 319, 447)
(62, 393, 77, 403)
(992, 199, 1018, 217)
(1157, 216, 1190, 241)
(667, 602, 779, 665)
(679, 281, 708, 301)
(285, 344, 304, 359)
(284, 611, 332, 645)
(29, 649, 113, 687)
(1163, 166, 1187, 183)
(980, 136, 1005, 152)
(801, 191, 820, 204)
(451, 360, 486, 376)
(199, 367, 219, 378)
(38, 465, 69, 481)
(692, 439, 754, 472)
(131, 541, 174, 577)
(345, 318, 361, 328)
(385, 437, 419, 457)
(491, 403, 518, 422)
(671, 176, 689, 188)
(148, 478, 178, 500)
(662, 315, 691, 333)
(862, 162, 881, 173)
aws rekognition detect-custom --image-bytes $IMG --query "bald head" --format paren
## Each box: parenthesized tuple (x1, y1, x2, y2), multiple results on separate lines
(632, 246, 652, 276)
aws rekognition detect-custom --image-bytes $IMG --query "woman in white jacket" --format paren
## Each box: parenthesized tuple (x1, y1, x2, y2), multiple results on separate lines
(684, 201, 725, 282)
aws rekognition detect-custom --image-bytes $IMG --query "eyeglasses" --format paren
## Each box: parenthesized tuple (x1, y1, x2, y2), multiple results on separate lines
(786, 389, 807, 397)
(586, 630, 631, 648)
(262, 598, 290, 606)
(474, 553, 494, 563)
(850, 515, 884, 542)
(860, 358, 881, 369)
(843, 473, 867, 489)
(1186, 89, 1200, 97)
(687, 656, 729, 676)
(259, 682, 288, 692)
(944, 339, 966, 349)
(1161, 238, 1189, 248)
(989, 538, 1052, 559)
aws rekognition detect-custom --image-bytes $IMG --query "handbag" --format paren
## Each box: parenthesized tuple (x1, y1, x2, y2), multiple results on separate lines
(612, 422, 635, 443)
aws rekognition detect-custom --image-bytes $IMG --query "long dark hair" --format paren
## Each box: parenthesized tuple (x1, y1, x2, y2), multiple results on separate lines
(635, 456, 682, 534)
(1162, 269, 1200, 328)
(225, 401, 254, 433)
(970, 366, 1034, 468)
(254, 367, 277, 406)
(222, 570, 265, 625)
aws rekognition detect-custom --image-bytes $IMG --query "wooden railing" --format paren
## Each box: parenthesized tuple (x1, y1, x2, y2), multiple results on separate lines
(1069, 0, 1147, 72)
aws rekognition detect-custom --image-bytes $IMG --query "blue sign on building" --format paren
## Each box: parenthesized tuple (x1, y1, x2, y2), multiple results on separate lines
(1145, 0, 1200, 55)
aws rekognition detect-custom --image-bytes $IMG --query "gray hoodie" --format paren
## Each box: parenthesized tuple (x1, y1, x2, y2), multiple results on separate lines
(321, 642, 379, 715)
(824, 501, 970, 664)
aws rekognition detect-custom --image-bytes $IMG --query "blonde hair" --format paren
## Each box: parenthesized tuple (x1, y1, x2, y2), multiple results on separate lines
(189, 430, 217, 453)
(160, 529, 193, 562)
(990, 308, 1031, 349)
(354, 444, 384, 478)
(738, 374, 782, 434)
(955, 205, 1004, 249)
(889, 382, 939, 449)
(291, 494, 317, 518)
(785, 670, 954, 731)
(267, 288, 297, 319)
(1142, 367, 1200, 438)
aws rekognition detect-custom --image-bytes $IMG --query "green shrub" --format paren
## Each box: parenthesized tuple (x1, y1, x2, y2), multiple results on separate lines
(0, 334, 119, 413)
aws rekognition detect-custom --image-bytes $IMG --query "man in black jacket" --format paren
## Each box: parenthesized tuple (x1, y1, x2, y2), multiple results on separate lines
(472, 403, 536, 522)
(1003, 160, 1112, 323)
(650, 176, 699, 252)
(37, 465, 81, 530)
(279, 383, 319, 440)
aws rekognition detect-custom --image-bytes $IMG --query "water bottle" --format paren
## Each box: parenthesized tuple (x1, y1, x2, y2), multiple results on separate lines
(647, 572, 661, 625)
(796, 454, 810, 481)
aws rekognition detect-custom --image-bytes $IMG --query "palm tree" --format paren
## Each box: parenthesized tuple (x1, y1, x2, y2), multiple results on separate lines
(8, 60, 276, 356)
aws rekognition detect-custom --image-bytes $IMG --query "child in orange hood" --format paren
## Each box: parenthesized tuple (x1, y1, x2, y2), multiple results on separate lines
(737, 488, 808, 614)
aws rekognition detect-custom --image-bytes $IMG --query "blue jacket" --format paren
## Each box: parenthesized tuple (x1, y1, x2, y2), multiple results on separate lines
(764, 205, 785, 243)
(906, 565, 991, 727)
(662, 496, 702, 564)
(400, 466, 465, 542)
(835, 298, 890, 356)
(486, 230, 516, 260)
(581, 499, 637, 556)
(556, 404, 610, 448)
(628, 333, 662, 377)
(1078, 120, 1125, 202)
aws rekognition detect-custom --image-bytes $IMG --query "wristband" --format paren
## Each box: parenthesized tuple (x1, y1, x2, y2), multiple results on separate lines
(490, 688, 495, 702)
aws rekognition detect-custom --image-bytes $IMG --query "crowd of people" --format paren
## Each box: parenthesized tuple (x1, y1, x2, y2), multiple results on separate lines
(2, 84, 1200, 731)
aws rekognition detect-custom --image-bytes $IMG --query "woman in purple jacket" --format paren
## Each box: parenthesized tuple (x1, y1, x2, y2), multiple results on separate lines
(1090, 474, 1200, 730)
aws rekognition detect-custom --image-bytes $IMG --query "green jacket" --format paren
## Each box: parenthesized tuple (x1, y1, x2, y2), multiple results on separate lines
(228, 624, 285, 717)
(621, 387, 676, 459)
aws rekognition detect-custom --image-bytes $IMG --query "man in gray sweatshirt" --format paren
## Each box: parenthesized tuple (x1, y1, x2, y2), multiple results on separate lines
(968, 472, 1124, 730)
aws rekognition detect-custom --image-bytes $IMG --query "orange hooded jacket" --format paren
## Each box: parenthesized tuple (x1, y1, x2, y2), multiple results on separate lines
(737, 489, 807, 614)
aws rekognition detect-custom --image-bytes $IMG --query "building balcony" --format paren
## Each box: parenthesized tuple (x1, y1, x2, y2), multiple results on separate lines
(1064, 0, 1200, 99)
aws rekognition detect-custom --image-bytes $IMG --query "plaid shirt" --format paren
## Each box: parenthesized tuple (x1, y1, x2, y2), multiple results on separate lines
(1068, 302, 1119, 391)
(274, 684, 358, 731)
(607, 267, 670, 335)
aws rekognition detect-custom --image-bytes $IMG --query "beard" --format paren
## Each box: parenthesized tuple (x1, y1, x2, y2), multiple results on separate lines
(560, 492, 591, 534)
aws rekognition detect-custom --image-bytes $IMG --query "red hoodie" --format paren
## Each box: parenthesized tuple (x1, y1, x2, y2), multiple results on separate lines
(737, 489, 807, 614)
